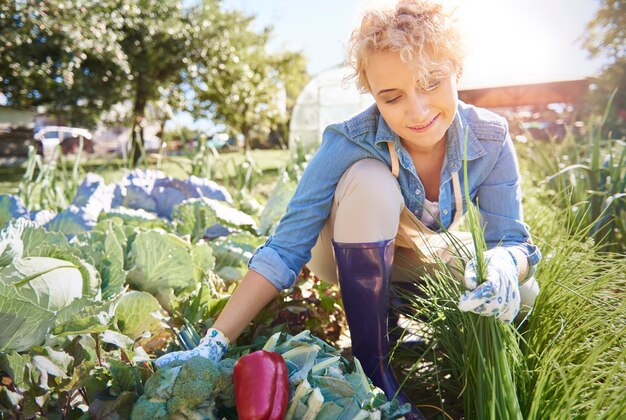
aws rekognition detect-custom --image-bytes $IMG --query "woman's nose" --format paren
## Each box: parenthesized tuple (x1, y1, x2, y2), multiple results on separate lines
(406, 92, 429, 120)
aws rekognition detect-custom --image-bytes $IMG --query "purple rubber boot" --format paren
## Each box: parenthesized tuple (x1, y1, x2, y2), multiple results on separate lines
(333, 239, 426, 420)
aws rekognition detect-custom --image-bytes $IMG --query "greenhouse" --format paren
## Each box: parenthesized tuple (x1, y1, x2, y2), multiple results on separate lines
(289, 65, 374, 149)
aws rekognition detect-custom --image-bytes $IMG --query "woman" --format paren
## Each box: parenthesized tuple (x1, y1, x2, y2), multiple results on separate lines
(156, 0, 541, 415)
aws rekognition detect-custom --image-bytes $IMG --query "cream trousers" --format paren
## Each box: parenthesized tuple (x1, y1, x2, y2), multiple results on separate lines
(306, 159, 539, 309)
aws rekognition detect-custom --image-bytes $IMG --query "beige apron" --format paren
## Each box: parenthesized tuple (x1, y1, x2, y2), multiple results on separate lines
(387, 142, 475, 283)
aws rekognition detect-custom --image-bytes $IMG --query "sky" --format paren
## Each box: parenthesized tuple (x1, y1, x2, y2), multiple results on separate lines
(222, 0, 607, 88)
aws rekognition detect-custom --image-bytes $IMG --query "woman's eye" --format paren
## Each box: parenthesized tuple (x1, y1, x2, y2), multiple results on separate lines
(426, 80, 442, 91)
(385, 96, 400, 104)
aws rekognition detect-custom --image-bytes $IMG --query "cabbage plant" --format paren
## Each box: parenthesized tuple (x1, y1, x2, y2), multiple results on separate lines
(0, 257, 86, 352)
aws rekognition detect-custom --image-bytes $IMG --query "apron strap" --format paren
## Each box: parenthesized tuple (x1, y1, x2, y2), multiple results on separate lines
(387, 140, 465, 226)
(387, 142, 400, 178)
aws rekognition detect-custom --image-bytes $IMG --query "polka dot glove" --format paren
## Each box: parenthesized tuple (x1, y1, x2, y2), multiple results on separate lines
(458, 247, 521, 324)
(154, 328, 229, 368)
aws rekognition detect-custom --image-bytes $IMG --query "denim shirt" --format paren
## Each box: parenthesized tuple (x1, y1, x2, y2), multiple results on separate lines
(249, 101, 542, 291)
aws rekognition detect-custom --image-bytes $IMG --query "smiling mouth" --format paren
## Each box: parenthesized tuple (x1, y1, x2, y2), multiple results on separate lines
(408, 114, 439, 132)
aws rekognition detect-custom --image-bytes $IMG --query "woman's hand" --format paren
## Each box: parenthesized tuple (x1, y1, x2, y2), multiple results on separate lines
(458, 247, 521, 323)
(154, 328, 229, 368)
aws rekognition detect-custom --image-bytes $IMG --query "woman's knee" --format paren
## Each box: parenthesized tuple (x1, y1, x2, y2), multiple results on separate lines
(335, 159, 403, 210)
(333, 159, 404, 242)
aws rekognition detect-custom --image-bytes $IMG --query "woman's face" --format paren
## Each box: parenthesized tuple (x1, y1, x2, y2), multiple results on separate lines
(365, 50, 458, 154)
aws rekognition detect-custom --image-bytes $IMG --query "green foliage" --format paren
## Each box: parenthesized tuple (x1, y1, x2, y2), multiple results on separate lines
(396, 122, 626, 418)
(0, 0, 130, 126)
(462, 130, 523, 418)
(0, 329, 150, 418)
(515, 144, 626, 419)
(191, 9, 309, 151)
(399, 131, 524, 418)
(526, 99, 626, 253)
(188, 135, 223, 180)
(18, 145, 84, 213)
(0, 0, 307, 167)
(255, 330, 411, 419)
(258, 172, 298, 236)
(113, 291, 166, 341)
(125, 229, 213, 296)
(75, 218, 127, 299)
(521, 229, 626, 418)
(172, 196, 257, 241)
(0, 219, 106, 352)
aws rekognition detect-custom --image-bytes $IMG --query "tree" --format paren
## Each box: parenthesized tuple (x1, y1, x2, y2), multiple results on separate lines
(0, 0, 233, 161)
(580, 0, 626, 136)
(191, 12, 309, 151)
(267, 51, 310, 148)
(113, 0, 205, 163)
(0, 0, 129, 126)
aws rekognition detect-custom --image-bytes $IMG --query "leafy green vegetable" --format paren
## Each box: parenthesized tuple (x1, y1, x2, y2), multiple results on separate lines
(200, 197, 257, 233)
(0, 219, 25, 267)
(210, 232, 264, 275)
(126, 229, 203, 295)
(191, 240, 216, 281)
(0, 257, 88, 351)
(75, 218, 127, 299)
(99, 207, 169, 230)
(114, 291, 166, 340)
(45, 205, 97, 236)
(172, 197, 218, 242)
(20, 222, 74, 258)
(0, 194, 27, 228)
(261, 330, 411, 419)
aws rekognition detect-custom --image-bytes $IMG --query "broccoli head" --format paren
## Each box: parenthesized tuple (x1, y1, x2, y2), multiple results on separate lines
(143, 365, 182, 400)
(130, 396, 168, 420)
(133, 356, 236, 419)
(215, 358, 236, 407)
(167, 356, 220, 417)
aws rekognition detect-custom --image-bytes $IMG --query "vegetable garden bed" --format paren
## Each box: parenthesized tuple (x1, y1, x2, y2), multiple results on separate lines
(0, 125, 624, 418)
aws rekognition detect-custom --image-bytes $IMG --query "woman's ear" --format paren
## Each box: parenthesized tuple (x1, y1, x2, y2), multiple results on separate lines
(455, 65, 463, 83)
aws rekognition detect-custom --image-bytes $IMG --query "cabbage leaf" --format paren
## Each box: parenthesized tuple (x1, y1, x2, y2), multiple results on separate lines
(0, 257, 85, 352)
(126, 230, 199, 295)
(114, 291, 166, 340)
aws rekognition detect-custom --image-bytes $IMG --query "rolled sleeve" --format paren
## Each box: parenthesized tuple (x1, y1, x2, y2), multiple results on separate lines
(248, 126, 371, 290)
(519, 241, 541, 266)
(248, 237, 298, 291)
(247, 127, 371, 292)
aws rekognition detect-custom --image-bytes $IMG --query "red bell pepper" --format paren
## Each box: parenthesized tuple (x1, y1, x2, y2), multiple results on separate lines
(233, 350, 289, 420)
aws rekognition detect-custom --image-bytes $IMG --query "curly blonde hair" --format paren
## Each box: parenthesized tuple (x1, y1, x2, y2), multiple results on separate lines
(346, 0, 465, 93)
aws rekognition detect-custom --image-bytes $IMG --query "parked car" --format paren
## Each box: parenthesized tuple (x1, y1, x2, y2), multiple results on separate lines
(33, 126, 94, 158)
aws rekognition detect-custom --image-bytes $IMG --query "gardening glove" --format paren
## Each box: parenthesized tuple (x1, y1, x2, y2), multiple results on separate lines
(458, 247, 521, 323)
(154, 327, 229, 368)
